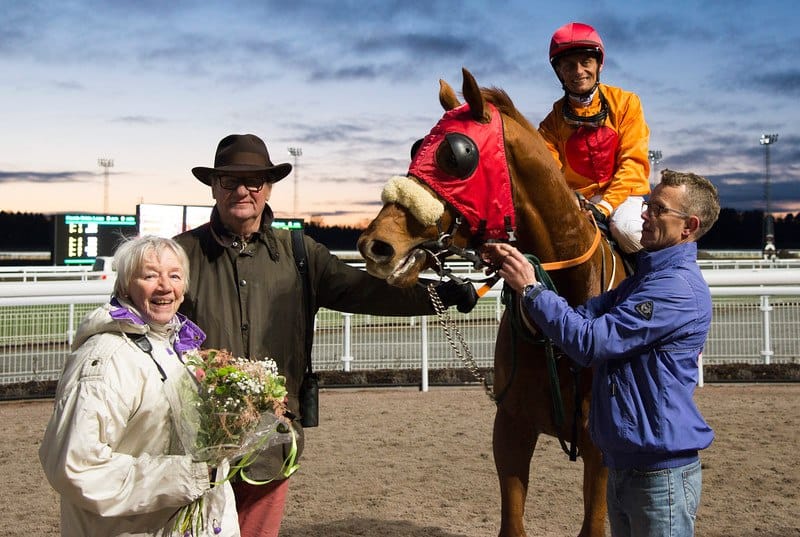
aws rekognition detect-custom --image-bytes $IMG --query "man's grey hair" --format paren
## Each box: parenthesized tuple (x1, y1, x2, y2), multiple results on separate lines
(659, 169, 720, 239)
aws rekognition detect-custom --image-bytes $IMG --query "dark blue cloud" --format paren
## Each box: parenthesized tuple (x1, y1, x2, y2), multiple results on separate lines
(744, 70, 800, 96)
(289, 123, 370, 144)
(0, 171, 94, 183)
(309, 64, 384, 82)
(354, 33, 473, 57)
(109, 115, 166, 125)
(50, 80, 85, 91)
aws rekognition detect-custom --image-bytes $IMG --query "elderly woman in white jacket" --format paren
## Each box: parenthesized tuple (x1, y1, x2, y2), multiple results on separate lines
(39, 236, 239, 537)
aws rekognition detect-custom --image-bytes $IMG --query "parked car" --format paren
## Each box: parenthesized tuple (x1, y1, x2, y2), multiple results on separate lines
(91, 256, 116, 280)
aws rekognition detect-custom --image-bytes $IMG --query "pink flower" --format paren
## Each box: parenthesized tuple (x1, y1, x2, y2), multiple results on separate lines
(194, 367, 206, 382)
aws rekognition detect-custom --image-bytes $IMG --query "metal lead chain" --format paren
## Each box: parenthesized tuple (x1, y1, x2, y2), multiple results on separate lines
(427, 283, 495, 402)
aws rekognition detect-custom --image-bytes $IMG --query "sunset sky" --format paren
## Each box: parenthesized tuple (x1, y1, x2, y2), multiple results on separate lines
(1, 1, 797, 227)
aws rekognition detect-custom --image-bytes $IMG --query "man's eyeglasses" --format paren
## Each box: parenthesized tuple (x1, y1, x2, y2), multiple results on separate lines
(216, 175, 267, 192)
(642, 201, 690, 219)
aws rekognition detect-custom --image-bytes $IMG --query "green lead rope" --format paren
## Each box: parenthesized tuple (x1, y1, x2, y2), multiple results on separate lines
(500, 254, 577, 460)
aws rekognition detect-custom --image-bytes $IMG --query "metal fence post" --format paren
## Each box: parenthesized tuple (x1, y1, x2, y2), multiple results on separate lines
(68, 303, 75, 347)
(341, 312, 353, 371)
(420, 316, 429, 392)
(697, 352, 704, 387)
(760, 295, 773, 364)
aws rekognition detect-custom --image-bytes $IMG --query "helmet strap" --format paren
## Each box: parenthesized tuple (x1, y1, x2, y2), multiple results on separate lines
(565, 83, 598, 105)
(562, 87, 608, 128)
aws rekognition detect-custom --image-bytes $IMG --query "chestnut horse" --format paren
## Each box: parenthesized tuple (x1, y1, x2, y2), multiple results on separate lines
(357, 69, 626, 537)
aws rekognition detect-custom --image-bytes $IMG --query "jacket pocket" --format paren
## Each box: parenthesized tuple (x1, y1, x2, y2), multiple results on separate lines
(591, 366, 635, 450)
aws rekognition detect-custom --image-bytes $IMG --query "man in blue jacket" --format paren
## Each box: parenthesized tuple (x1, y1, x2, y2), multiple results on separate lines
(482, 169, 720, 537)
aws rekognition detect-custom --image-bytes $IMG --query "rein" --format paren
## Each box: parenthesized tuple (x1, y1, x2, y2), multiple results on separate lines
(537, 222, 602, 272)
(473, 218, 603, 296)
(500, 256, 580, 460)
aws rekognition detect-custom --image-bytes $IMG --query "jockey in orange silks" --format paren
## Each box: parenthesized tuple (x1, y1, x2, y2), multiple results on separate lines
(539, 22, 651, 253)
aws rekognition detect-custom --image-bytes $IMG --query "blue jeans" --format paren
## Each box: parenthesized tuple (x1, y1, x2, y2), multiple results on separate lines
(606, 460, 702, 537)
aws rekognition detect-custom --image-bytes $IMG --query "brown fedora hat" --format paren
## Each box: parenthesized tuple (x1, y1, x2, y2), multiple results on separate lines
(192, 134, 293, 185)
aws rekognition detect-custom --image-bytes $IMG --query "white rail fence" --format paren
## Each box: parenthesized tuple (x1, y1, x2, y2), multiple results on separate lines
(2, 270, 799, 387)
(0, 265, 105, 282)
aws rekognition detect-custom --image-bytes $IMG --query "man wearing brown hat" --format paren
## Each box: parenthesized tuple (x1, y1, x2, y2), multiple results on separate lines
(175, 133, 477, 536)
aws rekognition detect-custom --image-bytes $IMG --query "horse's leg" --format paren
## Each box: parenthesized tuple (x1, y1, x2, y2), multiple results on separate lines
(577, 393, 608, 537)
(578, 444, 608, 537)
(494, 404, 537, 537)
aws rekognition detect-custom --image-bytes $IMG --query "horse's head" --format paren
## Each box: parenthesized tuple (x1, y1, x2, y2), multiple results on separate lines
(358, 68, 585, 288)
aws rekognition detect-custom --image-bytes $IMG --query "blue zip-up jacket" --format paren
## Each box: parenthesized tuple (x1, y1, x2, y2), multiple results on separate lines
(524, 241, 714, 470)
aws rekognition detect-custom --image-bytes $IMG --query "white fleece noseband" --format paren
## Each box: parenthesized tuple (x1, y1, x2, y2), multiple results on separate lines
(381, 176, 444, 226)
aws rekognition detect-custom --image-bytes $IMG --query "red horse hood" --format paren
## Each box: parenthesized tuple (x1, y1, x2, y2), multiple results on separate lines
(408, 102, 516, 241)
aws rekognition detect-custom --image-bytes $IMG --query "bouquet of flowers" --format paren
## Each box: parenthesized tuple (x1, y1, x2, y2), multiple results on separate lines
(165, 348, 298, 536)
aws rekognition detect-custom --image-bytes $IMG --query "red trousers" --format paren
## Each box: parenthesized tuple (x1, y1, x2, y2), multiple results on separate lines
(232, 479, 289, 537)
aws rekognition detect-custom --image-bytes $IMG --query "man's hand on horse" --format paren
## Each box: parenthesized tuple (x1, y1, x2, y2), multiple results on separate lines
(480, 243, 538, 294)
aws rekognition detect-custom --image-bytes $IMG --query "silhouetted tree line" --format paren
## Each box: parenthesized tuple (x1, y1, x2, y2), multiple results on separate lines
(698, 209, 799, 250)
(1, 210, 798, 258)
(304, 222, 363, 250)
(0, 212, 54, 250)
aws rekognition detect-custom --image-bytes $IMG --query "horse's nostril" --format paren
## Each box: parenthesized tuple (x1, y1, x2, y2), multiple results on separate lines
(369, 240, 395, 260)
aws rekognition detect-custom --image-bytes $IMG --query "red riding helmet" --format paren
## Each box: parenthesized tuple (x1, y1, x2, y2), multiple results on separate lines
(549, 22, 605, 68)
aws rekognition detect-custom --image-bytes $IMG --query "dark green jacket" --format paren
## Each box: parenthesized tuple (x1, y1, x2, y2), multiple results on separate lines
(175, 206, 433, 479)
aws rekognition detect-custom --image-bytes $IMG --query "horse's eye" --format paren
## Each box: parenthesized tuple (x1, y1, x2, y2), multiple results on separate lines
(435, 133, 479, 179)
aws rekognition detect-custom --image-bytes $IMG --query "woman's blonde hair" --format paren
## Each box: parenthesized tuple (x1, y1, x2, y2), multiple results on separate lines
(112, 235, 190, 298)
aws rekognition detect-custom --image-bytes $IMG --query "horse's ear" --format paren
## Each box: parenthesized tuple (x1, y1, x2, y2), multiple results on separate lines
(461, 68, 487, 122)
(439, 79, 460, 111)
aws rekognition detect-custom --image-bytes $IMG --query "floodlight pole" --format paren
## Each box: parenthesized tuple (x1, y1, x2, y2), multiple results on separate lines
(759, 134, 779, 260)
(759, 134, 778, 216)
(98, 158, 114, 214)
(287, 147, 303, 216)
(647, 149, 662, 187)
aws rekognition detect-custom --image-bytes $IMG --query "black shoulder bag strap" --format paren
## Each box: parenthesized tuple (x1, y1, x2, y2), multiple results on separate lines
(127, 333, 167, 382)
(291, 229, 313, 372)
(291, 229, 319, 427)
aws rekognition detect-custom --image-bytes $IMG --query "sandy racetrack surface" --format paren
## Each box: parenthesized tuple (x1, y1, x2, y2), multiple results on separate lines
(2, 384, 798, 536)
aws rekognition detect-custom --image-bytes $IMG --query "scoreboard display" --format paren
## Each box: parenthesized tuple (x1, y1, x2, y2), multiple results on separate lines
(271, 218, 304, 230)
(53, 214, 138, 265)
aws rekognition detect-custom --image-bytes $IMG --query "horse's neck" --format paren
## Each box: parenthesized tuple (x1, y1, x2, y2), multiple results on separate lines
(513, 172, 593, 259)
(496, 108, 605, 300)
(500, 115, 594, 262)
(512, 169, 602, 303)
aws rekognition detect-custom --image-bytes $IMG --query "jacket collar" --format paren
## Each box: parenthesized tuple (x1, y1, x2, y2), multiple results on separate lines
(108, 296, 206, 352)
(636, 242, 698, 274)
(209, 204, 280, 260)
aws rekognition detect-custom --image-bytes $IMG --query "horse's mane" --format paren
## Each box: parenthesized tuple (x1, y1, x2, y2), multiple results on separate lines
(481, 87, 537, 134)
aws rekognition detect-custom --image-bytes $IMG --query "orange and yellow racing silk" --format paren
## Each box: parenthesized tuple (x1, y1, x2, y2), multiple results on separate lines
(538, 83, 650, 216)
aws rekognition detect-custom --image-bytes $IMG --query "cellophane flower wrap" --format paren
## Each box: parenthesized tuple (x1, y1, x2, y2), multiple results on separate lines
(164, 349, 298, 536)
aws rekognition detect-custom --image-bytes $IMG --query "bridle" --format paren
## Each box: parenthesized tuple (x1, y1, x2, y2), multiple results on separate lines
(416, 204, 606, 293)
(415, 213, 488, 286)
